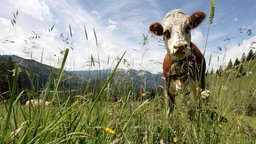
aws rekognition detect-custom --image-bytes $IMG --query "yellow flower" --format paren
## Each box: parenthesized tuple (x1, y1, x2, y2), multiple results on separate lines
(105, 127, 116, 135)
(141, 92, 147, 97)
(196, 87, 203, 92)
(173, 137, 178, 143)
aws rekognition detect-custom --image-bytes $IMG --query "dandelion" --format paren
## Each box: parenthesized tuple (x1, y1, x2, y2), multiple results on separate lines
(141, 92, 147, 97)
(173, 137, 178, 143)
(196, 87, 203, 92)
(105, 127, 116, 135)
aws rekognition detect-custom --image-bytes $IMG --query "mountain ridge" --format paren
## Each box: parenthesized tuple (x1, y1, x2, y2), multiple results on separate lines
(0, 55, 165, 92)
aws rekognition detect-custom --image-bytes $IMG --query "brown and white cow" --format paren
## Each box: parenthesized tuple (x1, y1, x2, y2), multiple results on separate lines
(149, 9, 206, 113)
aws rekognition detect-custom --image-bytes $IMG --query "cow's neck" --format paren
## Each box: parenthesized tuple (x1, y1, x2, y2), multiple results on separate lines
(168, 43, 199, 80)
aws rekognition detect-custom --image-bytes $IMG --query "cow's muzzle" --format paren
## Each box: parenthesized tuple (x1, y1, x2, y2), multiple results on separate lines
(173, 43, 188, 54)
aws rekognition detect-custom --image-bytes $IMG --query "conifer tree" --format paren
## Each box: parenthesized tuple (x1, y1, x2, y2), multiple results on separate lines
(0, 56, 15, 100)
(226, 59, 233, 70)
(246, 49, 254, 61)
(236, 64, 244, 77)
(233, 58, 240, 66)
(241, 52, 246, 63)
(216, 66, 223, 76)
(210, 68, 214, 74)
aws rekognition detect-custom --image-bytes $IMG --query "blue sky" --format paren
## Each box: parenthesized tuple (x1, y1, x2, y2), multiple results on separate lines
(0, 0, 255, 73)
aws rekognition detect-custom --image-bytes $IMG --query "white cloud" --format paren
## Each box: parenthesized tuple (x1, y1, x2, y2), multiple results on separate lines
(226, 36, 256, 61)
(91, 11, 101, 19)
(11, 0, 52, 21)
(208, 36, 256, 71)
(3, 0, 227, 73)
(191, 29, 204, 48)
(106, 19, 118, 31)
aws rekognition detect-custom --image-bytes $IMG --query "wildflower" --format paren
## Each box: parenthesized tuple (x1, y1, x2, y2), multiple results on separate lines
(141, 92, 147, 97)
(196, 87, 203, 92)
(173, 137, 178, 143)
(10, 67, 22, 76)
(105, 127, 116, 135)
(201, 90, 210, 99)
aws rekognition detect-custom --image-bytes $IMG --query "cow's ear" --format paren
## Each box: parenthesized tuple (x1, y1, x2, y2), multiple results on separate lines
(149, 22, 163, 36)
(189, 11, 206, 29)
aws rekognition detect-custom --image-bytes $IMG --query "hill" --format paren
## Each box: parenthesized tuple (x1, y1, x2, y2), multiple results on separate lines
(0, 55, 164, 98)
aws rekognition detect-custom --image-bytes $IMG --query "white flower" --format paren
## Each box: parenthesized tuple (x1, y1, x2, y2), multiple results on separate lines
(10, 68, 22, 76)
(201, 90, 210, 99)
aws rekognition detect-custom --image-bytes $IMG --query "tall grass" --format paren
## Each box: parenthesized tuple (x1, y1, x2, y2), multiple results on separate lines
(0, 51, 256, 143)
(1, 0, 256, 143)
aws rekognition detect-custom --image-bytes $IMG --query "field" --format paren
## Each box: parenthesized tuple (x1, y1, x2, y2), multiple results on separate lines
(0, 49, 256, 144)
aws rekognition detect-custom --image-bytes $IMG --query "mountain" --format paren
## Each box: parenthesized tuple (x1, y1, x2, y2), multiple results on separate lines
(0, 55, 165, 93)
(68, 68, 164, 89)
(0, 55, 63, 90)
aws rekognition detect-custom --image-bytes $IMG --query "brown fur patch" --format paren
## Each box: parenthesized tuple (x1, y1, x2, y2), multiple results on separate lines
(149, 22, 163, 36)
(189, 11, 206, 28)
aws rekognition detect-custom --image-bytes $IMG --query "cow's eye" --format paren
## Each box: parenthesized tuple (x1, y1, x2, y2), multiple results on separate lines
(185, 25, 191, 33)
(164, 30, 171, 39)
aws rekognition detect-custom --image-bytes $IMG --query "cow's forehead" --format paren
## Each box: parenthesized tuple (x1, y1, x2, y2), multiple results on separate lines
(162, 9, 189, 30)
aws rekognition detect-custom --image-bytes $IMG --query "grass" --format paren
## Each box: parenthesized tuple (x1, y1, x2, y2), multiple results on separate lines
(1, 0, 256, 142)
(0, 49, 256, 143)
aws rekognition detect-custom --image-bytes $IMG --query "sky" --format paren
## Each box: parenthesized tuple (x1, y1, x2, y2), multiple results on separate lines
(0, 0, 255, 73)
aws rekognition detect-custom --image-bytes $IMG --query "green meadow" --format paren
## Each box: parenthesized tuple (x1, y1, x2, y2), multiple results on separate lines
(1, 0, 256, 143)
(0, 49, 256, 143)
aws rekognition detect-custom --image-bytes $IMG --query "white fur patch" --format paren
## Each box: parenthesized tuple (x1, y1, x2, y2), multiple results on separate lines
(162, 9, 191, 60)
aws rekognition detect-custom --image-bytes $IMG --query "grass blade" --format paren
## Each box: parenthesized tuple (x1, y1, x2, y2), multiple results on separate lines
(1, 65, 19, 143)
(93, 28, 98, 46)
(88, 51, 126, 115)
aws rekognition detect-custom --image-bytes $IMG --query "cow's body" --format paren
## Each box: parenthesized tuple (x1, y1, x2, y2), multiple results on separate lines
(163, 42, 206, 111)
(149, 9, 206, 113)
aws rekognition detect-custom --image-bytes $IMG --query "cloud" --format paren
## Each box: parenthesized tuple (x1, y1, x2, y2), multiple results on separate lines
(226, 36, 256, 60)
(91, 11, 101, 19)
(10, 0, 52, 21)
(3, 0, 234, 73)
(208, 36, 256, 71)
(191, 29, 204, 48)
(208, 31, 227, 42)
(106, 19, 118, 31)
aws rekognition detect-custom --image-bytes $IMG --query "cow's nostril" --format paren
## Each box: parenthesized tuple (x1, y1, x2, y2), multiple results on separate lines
(173, 44, 187, 50)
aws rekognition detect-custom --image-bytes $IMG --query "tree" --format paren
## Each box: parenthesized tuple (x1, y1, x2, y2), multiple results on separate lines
(241, 52, 246, 63)
(236, 64, 244, 77)
(233, 58, 240, 66)
(246, 49, 254, 61)
(216, 66, 223, 76)
(226, 59, 233, 70)
(0, 56, 15, 100)
(210, 68, 214, 74)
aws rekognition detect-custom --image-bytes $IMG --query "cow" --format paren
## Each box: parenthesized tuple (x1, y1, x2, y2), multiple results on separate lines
(149, 9, 206, 114)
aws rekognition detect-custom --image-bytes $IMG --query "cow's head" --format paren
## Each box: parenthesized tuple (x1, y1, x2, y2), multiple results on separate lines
(149, 9, 205, 60)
